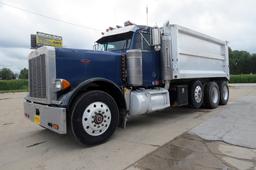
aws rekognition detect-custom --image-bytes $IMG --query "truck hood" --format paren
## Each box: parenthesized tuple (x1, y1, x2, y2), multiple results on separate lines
(55, 48, 123, 89)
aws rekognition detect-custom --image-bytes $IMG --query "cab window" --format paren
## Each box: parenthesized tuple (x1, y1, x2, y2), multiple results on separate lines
(134, 31, 151, 50)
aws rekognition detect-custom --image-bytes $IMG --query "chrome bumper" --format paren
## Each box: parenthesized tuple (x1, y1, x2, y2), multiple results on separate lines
(24, 101, 67, 134)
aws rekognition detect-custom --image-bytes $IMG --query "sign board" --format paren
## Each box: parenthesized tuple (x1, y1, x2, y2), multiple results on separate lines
(31, 32, 62, 48)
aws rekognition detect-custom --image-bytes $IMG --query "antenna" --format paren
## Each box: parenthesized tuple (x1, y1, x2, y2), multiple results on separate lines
(146, 5, 148, 26)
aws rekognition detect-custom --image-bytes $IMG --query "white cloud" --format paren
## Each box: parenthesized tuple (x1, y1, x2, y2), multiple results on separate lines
(0, 0, 255, 72)
(0, 47, 29, 73)
(150, 0, 256, 52)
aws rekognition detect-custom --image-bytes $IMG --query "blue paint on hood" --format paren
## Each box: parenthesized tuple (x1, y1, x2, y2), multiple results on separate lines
(55, 48, 123, 89)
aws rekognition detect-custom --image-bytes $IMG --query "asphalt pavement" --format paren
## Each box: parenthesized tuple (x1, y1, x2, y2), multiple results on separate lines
(0, 84, 255, 170)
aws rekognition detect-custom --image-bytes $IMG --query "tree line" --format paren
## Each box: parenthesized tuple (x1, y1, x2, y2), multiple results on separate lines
(229, 48, 256, 74)
(0, 48, 255, 80)
(0, 68, 28, 80)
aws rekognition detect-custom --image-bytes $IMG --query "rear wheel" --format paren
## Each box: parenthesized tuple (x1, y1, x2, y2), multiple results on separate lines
(70, 90, 119, 145)
(219, 81, 229, 105)
(190, 80, 204, 108)
(204, 81, 220, 109)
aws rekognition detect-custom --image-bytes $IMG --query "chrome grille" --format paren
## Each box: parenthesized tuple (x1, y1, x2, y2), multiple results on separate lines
(29, 54, 47, 98)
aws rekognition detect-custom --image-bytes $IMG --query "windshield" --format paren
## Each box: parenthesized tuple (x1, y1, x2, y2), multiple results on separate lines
(96, 32, 133, 51)
(102, 39, 131, 51)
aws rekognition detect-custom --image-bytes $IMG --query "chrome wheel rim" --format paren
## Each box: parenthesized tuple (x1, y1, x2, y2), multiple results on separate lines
(211, 87, 219, 104)
(82, 102, 111, 136)
(223, 85, 228, 101)
(194, 85, 202, 103)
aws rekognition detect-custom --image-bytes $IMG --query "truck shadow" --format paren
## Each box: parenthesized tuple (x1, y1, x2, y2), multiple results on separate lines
(126, 107, 212, 128)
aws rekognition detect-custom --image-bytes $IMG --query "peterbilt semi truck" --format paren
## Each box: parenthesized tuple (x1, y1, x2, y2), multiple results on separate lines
(24, 22, 229, 145)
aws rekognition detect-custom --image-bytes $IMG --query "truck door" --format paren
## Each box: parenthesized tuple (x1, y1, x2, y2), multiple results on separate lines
(134, 30, 161, 87)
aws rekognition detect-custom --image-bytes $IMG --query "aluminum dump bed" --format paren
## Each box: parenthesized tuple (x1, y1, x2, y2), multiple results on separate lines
(161, 25, 229, 80)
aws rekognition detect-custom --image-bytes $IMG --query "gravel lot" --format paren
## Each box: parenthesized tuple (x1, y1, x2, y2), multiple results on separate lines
(0, 84, 255, 170)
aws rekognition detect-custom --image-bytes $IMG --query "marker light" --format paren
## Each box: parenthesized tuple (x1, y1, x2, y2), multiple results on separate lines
(52, 124, 59, 130)
(124, 21, 134, 26)
(55, 79, 71, 91)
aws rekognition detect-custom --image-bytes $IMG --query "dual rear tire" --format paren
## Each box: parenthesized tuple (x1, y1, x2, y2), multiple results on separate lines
(190, 80, 204, 109)
(204, 82, 220, 109)
(219, 81, 229, 105)
(190, 80, 229, 109)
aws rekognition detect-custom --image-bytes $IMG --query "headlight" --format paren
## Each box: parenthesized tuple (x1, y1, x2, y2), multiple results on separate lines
(55, 79, 71, 91)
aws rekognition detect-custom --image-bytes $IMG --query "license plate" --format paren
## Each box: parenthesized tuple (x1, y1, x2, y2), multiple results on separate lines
(34, 115, 41, 125)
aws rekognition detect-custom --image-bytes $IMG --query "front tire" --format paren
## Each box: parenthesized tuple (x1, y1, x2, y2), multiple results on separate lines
(70, 90, 119, 145)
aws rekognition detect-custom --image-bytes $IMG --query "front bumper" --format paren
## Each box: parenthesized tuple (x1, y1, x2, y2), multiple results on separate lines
(24, 100, 67, 134)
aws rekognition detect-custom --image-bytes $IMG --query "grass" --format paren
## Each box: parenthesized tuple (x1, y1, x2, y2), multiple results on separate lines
(230, 74, 256, 83)
(0, 79, 28, 93)
(0, 89, 28, 93)
(0, 74, 255, 93)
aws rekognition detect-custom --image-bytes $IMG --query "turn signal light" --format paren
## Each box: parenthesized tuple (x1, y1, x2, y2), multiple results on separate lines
(55, 79, 71, 91)
(61, 79, 71, 90)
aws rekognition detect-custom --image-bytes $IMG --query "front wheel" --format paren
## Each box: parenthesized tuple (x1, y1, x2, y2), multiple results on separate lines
(70, 90, 119, 145)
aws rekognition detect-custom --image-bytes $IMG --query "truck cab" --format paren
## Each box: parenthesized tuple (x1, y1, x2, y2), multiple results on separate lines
(95, 25, 161, 87)
(24, 22, 230, 145)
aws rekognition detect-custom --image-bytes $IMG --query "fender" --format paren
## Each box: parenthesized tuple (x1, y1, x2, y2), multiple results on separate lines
(60, 77, 127, 112)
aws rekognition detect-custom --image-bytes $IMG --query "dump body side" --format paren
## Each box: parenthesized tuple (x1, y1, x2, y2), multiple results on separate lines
(161, 25, 229, 81)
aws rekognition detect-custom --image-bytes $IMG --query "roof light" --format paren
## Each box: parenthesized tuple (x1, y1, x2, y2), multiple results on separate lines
(124, 21, 134, 26)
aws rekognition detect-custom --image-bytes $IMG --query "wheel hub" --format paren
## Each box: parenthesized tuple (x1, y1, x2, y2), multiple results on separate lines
(94, 114, 104, 124)
(82, 102, 111, 136)
(194, 85, 202, 103)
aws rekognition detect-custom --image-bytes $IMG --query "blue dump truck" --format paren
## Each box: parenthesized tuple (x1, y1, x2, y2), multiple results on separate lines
(24, 22, 229, 145)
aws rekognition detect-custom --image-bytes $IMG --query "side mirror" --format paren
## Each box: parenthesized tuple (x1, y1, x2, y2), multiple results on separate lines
(151, 28, 161, 51)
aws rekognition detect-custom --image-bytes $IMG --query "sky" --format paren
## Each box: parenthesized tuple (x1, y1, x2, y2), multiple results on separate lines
(0, 0, 255, 73)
